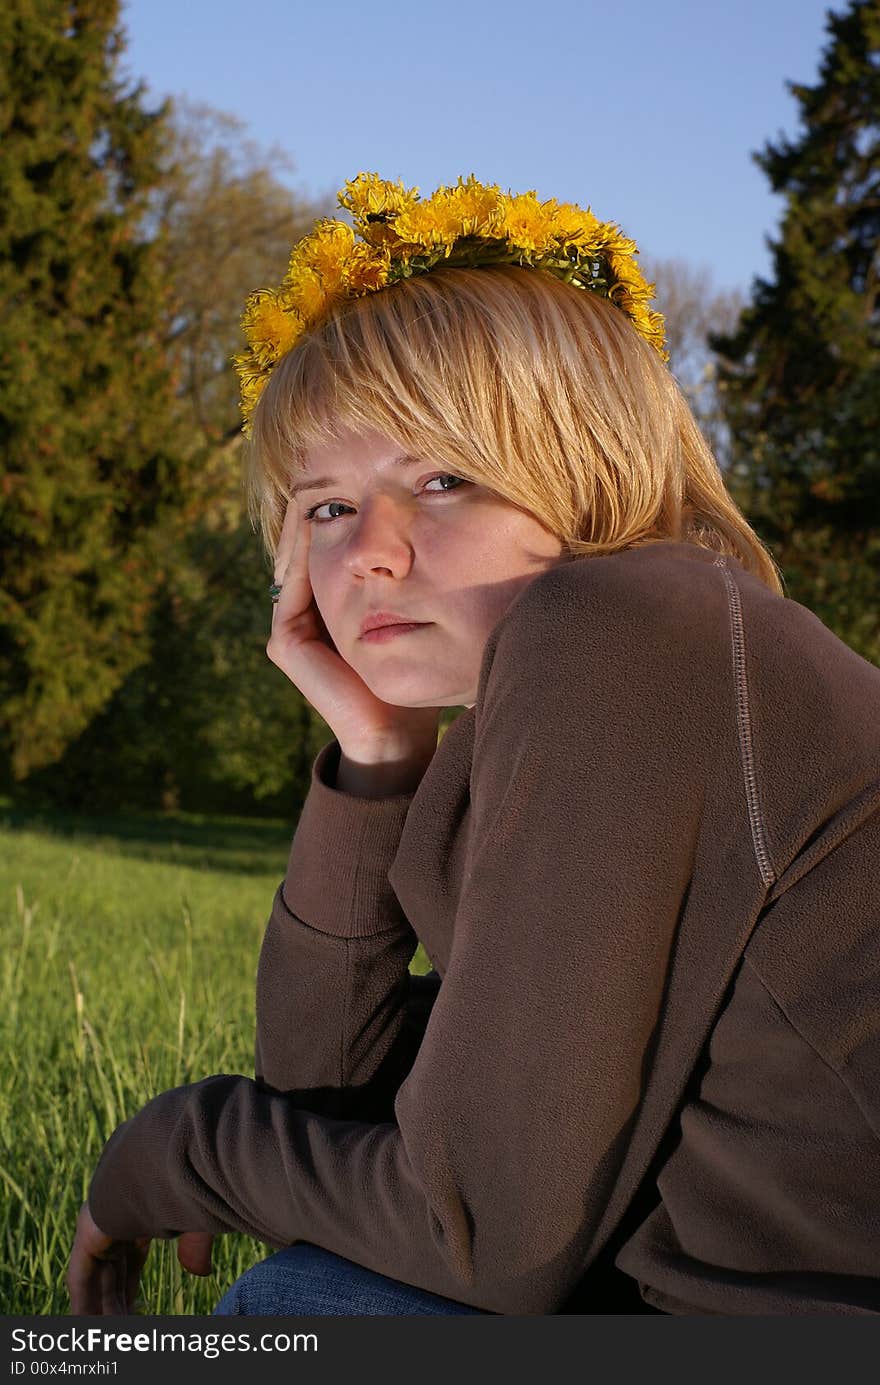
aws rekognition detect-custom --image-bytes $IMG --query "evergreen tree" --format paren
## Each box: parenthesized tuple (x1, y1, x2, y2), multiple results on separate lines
(712, 0, 880, 663)
(0, 0, 190, 780)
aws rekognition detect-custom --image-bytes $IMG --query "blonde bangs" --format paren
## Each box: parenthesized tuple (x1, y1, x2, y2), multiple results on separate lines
(245, 264, 783, 595)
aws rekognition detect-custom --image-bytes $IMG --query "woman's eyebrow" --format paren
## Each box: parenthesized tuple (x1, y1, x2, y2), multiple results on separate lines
(289, 453, 423, 499)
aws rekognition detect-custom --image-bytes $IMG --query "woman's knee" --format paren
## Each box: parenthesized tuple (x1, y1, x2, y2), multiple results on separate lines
(212, 1241, 489, 1316)
(213, 1243, 322, 1316)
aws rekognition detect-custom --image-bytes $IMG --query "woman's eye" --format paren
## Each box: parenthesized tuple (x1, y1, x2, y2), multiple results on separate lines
(423, 474, 467, 493)
(304, 475, 467, 524)
(304, 500, 352, 523)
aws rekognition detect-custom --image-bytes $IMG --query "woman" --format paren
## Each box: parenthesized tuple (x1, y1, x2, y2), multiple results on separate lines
(68, 175, 880, 1316)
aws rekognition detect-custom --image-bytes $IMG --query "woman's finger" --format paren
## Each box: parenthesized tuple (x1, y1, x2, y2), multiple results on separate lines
(273, 494, 302, 585)
(177, 1231, 214, 1276)
(67, 1253, 98, 1315)
(271, 510, 316, 642)
(67, 1232, 103, 1315)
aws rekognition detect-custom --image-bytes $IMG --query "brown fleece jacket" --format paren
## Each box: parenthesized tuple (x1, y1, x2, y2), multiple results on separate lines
(87, 541, 880, 1315)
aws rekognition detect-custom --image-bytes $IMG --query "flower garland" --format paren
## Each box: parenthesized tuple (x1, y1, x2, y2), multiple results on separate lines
(234, 172, 667, 434)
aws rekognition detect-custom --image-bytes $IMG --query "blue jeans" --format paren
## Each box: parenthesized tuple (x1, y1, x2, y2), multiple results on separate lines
(212, 1242, 492, 1316)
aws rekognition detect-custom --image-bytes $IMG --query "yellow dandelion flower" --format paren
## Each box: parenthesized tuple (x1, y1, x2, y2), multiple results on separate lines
(439, 174, 506, 238)
(234, 361, 271, 432)
(647, 307, 666, 337)
(292, 219, 355, 290)
(337, 172, 420, 224)
(357, 219, 403, 253)
(620, 299, 668, 355)
(283, 261, 340, 325)
(288, 271, 322, 321)
(241, 289, 301, 367)
(626, 300, 654, 334)
(497, 191, 558, 255)
(392, 200, 460, 251)
(596, 222, 639, 257)
(608, 250, 653, 301)
(391, 176, 501, 250)
(644, 308, 668, 356)
(546, 200, 602, 251)
(344, 242, 391, 293)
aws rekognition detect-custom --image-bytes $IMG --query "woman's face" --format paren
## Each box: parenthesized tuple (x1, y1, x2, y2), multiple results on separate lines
(293, 426, 568, 708)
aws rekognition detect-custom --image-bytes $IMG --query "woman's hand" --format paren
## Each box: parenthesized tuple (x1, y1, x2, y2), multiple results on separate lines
(67, 1203, 151, 1315)
(267, 497, 441, 762)
(67, 1203, 215, 1314)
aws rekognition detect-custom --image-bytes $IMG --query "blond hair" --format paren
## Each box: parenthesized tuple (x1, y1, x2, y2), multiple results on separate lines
(246, 263, 784, 595)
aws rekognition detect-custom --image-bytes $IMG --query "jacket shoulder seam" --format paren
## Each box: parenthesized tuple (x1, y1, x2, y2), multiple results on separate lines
(713, 555, 777, 887)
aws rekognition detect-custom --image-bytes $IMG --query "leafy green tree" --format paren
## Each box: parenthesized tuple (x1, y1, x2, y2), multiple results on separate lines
(158, 100, 329, 455)
(22, 518, 333, 814)
(0, 0, 192, 780)
(711, 0, 879, 663)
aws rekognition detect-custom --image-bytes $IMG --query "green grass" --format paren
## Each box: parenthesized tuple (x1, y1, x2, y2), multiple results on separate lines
(0, 801, 430, 1314)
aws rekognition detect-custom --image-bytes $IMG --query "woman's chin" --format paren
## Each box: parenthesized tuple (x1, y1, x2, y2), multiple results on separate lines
(361, 668, 465, 710)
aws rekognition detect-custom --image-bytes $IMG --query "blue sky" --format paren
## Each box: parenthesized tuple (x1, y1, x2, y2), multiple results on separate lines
(120, 0, 837, 295)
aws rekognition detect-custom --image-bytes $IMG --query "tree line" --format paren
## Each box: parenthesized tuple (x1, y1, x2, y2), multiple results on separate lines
(1, 0, 877, 816)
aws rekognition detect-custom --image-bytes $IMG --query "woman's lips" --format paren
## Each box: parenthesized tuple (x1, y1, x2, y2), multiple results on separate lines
(359, 622, 431, 644)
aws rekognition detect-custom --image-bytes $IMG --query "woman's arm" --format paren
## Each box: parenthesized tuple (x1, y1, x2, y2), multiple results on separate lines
(253, 738, 439, 1124)
(243, 498, 445, 1120)
(84, 563, 715, 1314)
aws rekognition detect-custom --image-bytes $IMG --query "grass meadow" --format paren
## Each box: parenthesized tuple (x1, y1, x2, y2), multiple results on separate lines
(0, 799, 430, 1315)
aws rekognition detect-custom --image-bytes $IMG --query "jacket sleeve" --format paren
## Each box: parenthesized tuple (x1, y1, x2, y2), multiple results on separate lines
(254, 738, 440, 1124)
(86, 567, 711, 1314)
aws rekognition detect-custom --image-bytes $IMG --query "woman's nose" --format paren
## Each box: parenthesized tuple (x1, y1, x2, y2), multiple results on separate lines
(343, 495, 415, 578)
